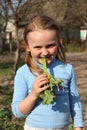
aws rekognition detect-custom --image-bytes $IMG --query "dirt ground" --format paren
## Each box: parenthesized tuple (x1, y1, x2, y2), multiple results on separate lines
(66, 52, 87, 93)
(0, 51, 87, 128)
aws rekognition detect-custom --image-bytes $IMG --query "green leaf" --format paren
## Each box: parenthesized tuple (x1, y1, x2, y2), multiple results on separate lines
(39, 57, 63, 105)
(42, 57, 47, 74)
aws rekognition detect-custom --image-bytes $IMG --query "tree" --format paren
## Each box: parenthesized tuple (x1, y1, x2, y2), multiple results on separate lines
(17, 0, 87, 27)
(16, 0, 68, 26)
(0, 0, 9, 32)
(64, 0, 87, 27)
(7, 0, 27, 74)
(0, 0, 9, 52)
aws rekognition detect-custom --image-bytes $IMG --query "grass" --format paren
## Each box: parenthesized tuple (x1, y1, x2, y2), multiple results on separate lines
(0, 59, 25, 129)
(0, 85, 25, 130)
(81, 93, 87, 104)
(0, 62, 13, 76)
(0, 59, 24, 77)
(65, 40, 87, 52)
(65, 41, 82, 52)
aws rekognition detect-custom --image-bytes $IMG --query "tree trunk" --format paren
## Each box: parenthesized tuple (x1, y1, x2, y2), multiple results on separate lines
(13, 24, 20, 74)
(13, 47, 20, 74)
(9, 32, 12, 52)
(0, 36, 3, 53)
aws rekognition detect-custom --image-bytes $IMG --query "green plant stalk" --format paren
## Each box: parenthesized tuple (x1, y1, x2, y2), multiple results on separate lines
(39, 58, 63, 105)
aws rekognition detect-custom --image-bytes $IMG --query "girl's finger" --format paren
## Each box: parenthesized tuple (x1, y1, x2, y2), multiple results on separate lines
(37, 79, 49, 87)
(36, 74, 48, 80)
(41, 84, 49, 91)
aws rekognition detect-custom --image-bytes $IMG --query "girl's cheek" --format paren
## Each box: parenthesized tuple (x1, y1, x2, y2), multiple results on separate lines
(31, 51, 40, 57)
(51, 47, 58, 54)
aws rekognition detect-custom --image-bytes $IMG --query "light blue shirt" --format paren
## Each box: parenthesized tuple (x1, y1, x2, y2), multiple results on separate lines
(12, 59, 84, 128)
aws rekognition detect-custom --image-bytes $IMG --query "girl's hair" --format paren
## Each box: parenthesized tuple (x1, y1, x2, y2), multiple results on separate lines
(24, 15, 66, 75)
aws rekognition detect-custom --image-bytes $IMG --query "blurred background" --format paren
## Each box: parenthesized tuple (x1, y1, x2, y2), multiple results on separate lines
(0, 0, 87, 130)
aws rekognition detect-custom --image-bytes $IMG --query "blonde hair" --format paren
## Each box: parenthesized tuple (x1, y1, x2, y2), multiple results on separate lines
(24, 15, 66, 75)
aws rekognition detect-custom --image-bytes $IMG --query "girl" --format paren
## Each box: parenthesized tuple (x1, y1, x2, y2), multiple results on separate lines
(11, 15, 84, 130)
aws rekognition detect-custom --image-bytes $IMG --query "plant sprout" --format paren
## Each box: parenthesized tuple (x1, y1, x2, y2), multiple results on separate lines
(39, 58, 63, 105)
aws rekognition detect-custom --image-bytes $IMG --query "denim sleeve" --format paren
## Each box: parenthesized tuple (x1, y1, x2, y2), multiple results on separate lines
(11, 70, 28, 118)
(69, 66, 84, 127)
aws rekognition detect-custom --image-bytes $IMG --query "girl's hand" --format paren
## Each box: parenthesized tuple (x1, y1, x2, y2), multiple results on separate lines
(31, 74, 49, 98)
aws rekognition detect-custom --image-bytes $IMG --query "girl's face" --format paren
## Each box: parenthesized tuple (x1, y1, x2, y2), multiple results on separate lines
(27, 30, 58, 64)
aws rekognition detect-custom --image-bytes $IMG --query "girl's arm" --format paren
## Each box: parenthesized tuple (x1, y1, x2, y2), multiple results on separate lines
(69, 65, 84, 128)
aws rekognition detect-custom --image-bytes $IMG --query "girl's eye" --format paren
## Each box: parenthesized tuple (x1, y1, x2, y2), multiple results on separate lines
(47, 44, 56, 48)
(34, 46, 41, 49)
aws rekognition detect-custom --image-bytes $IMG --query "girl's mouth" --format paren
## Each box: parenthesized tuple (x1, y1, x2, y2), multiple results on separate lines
(41, 56, 52, 64)
(41, 55, 51, 59)
(40, 57, 51, 62)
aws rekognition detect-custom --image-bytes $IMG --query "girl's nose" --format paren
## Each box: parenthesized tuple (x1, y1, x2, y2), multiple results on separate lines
(42, 48, 49, 57)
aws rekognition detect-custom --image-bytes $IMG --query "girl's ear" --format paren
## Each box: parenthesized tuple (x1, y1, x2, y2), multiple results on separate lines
(19, 40, 31, 52)
(26, 44, 30, 52)
(25, 42, 30, 52)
